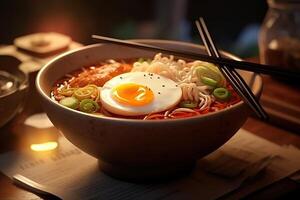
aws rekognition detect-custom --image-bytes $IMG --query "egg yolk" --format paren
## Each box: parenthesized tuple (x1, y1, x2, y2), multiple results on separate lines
(112, 83, 154, 106)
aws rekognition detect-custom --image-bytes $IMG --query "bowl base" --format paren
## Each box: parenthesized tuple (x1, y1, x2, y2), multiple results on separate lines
(98, 159, 196, 182)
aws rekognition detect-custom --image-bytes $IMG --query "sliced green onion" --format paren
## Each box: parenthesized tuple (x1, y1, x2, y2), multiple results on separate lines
(195, 64, 226, 87)
(138, 58, 151, 63)
(79, 99, 99, 113)
(73, 84, 99, 100)
(59, 97, 79, 109)
(179, 100, 198, 108)
(138, 58, 145, 63)
(196, 66, 221, 85)
(58, 87, 77, 97)
(201, 62, 220, 74)
(206, 65, 226, 86)
(201, 76, 218, 87)
(74, 88, 93, 100)
(213, 88, 231, 101)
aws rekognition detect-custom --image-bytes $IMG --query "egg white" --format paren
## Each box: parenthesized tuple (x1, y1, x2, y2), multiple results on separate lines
(100, 72, 182, 116)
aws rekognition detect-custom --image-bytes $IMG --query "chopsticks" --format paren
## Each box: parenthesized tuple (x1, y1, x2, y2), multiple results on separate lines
(92, 35, 300, 79)
(195, 17, 268, 120)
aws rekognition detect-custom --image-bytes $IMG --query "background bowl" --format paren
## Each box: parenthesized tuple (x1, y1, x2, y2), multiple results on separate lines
(0, 55, 28, 128)
(36, 40, 262, 181)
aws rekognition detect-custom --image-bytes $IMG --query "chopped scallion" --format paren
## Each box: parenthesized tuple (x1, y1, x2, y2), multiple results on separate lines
(213, 88, 231, 101)
(79, 99, 99, 113)
(201, 76, 218, 87)
(179, 100, 198, 108)
(73, 84, 99, 100)
(59, 97, 79, 109)
(138, 58, 145, 63)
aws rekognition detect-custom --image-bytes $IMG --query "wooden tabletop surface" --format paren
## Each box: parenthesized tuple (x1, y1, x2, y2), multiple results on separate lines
(0, 58, 300, 199)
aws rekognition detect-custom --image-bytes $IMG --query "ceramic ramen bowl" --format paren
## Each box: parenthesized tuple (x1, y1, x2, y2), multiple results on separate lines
(0, 55, 28, 128)
(36, 40, 262, 181)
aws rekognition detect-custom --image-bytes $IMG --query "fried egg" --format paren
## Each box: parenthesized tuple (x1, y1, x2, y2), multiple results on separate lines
(100, 72, 182, 116)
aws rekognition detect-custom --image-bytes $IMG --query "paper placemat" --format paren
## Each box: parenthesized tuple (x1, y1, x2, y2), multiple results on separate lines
(0, 127, 299, 200)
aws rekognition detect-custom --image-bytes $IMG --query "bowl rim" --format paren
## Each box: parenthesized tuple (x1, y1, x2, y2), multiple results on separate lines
(0, 64, 29, 98)
(36, 39, 262, 124)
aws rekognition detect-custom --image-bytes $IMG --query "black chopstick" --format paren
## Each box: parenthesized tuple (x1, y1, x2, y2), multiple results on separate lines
(92, 35, 300, 79)
(196, 17, 268, 120)
(195, 19, 264, 119)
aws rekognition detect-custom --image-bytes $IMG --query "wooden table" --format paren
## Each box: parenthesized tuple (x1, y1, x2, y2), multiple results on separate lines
(0, 60, 300, 199)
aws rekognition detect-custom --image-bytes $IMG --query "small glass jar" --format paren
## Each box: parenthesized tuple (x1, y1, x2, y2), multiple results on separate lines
(259, 0, 300, 72)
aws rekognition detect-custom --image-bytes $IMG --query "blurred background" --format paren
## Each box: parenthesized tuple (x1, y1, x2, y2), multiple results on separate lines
(0, 0, 268, 58)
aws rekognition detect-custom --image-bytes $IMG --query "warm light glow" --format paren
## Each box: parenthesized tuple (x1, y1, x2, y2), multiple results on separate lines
(30, 141, 58, 152)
